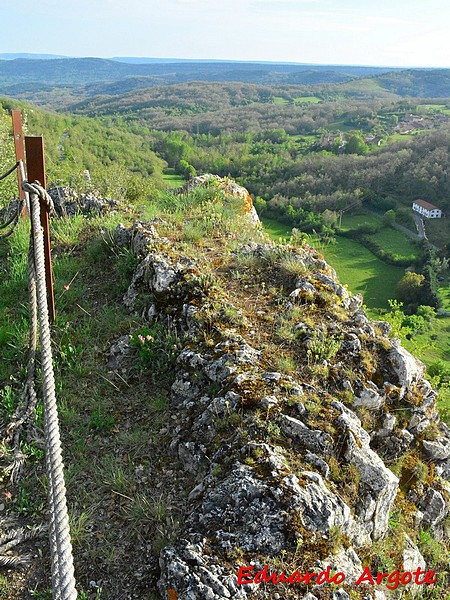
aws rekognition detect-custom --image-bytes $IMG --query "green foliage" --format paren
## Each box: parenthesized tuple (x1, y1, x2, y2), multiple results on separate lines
(177, 159, 197, 180)
(307, 330, 341, 363)
(418, 529, 449, 566)
(427, 359, 450, 383)
(384, 299, 434, 338)
(383, 208, 396, 225)
(89, 405, 116, 434)
(396, 272, 426, 311)
(253, 196, 267, 215)
(344, 134, 368, 155)
(0, 385, 18, 420)
(0, 106, 19, 207)
(130, 324, 181, 382)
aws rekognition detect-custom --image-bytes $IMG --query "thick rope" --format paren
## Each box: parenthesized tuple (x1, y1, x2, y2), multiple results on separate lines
(23, 181, 77, 600)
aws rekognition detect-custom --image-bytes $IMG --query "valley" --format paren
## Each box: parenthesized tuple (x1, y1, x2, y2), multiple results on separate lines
(1, 56, 450, 598)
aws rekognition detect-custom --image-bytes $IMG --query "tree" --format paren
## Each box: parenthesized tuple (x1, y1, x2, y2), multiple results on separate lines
(177, 160, 197, 180)
(383, 209, 396, 225)
(344, 134, 368, 155)
(253, 196, 267, 214)
(395, 272, 425, 313)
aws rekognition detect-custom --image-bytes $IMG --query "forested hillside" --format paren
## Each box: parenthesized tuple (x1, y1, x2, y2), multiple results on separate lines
(1, 65, 450, 387)
(1, 58, 450, 599)
(0, 100, 166, 205)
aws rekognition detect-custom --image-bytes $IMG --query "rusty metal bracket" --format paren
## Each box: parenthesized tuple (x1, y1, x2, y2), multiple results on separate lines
(11, 110, 27, 217)
(25, 136, 56, 324)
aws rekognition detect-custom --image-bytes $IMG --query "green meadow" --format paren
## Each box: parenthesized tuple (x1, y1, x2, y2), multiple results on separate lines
(162, 168, 185, 187)
(262, 216, 404, 313)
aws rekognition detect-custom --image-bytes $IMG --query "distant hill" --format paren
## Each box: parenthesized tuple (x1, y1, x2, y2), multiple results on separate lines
(0, 57, 397, 89)
(336, 69, 450, 98)
(2, 57, 450, 113)
(0, 53, 69, 60)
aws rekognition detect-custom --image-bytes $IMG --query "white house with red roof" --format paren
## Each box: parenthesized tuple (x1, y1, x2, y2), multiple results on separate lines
(412, 199, 443, 218)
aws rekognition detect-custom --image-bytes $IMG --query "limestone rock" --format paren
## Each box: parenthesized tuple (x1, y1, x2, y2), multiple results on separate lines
(314, 273, 349, 299)
(324, 546, 363, 582)
(282, 472, 353, 537)
(190, 464, 287, 554)
(388, 344, 425, 394)
(403, 535, 426, 596)
(373, 320, 392, 336)
(177, 174, 260, 225)
(279, 414, 334, 455)
(423, 438, 450, 461)
(47, 185, 78, 216)
(113, 222, 132, 248)
(291, 279, 317, 298)
(343, 293, 363, 313)
(158, 540, 250, 600)
(333, 401, 398, 540)
(420, 488, 447, 527)
(49, 185, 118, 217)
(331, 591, 350, 600)
(305, 451, 330, 479)
(130, 221, 159, 256)
(354, 385, 384, 410)
(107, 334, 133, 371)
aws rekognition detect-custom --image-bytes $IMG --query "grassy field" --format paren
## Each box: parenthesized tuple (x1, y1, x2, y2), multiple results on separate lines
(422, 103, 450, 116)
(294, 96, 321, 104)
(261, 216, 292, 240)
(340, 212, 422, 261)
(162, 168, 185, 187)
(313, 236, 404, 313)
(272, 96, 321, 105)
(370, 227, 421, 260)
(339, 213, 382, 231)
(272, 96, 289, 104)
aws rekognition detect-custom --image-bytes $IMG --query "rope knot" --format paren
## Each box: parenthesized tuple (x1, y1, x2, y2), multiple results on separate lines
(22, 181, 56, 217)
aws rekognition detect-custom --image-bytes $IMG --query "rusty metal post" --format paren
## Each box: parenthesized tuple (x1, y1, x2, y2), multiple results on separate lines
(11, 110, 28, 217)
(25, 136, 56, 324)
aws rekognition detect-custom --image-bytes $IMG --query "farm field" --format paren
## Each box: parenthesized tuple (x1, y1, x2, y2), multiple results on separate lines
(162, 168, 185, 187)
(370, 227, 421, 261)
(339, 213, 382, 231)
(312, 235, 404, 313)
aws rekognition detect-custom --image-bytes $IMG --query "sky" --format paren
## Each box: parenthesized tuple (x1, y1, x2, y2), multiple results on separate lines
(2, 0, 450, 68)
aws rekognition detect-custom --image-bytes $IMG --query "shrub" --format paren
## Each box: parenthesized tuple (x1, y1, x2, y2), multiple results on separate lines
(130, 323, 181, 382)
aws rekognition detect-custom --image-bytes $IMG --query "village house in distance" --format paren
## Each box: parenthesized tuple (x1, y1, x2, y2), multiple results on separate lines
(412, 199, 444, 218)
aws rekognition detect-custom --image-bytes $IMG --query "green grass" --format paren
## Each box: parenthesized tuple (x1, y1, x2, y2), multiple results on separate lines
(313, 236, 404, 313)
(294, 96, 321, 104)
(421, 103, 450, 116)
(260, 216, 291, 240)
(272, 96, 289, 104)
(162, 168, 185, 187)
(370, 227, 421, 261)
(339, 213, 382, 231)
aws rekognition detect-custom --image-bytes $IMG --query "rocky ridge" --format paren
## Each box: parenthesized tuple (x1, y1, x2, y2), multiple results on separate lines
(110, 194, 450, 599)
